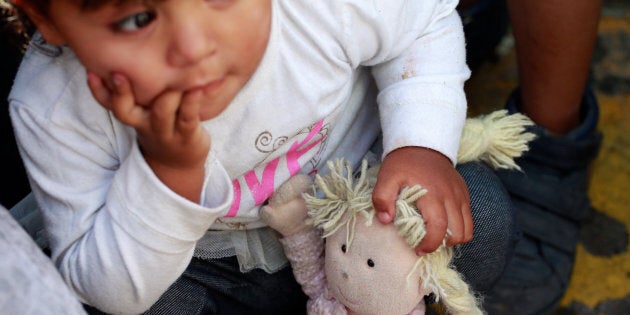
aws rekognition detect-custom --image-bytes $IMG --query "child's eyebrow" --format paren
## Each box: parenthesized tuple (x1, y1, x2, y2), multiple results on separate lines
(79, 0, 123, 11)
(79, 0, 162, 11)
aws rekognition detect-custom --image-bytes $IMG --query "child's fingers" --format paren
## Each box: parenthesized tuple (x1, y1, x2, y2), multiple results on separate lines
(87, 72, 144, 127)
(414, 196, 448, 255)
(148, 90, 182, 137)
(86, 72, 112, 110)
(446, 186, 472, 246)
(417, 194, 473, 251)
(460, 200, 474, 244)
(177, 90, 203, 135)
(371, 177, 398, 224)
(106, 73, 148, 129)
(443, 200, 468, 246)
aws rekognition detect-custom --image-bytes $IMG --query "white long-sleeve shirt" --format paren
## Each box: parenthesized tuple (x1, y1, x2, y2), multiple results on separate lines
(9, 0, 470, 313)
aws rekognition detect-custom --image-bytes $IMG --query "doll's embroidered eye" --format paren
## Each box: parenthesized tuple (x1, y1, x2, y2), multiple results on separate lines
(367, 259, 375, 267)
(341, 244, 347, 253)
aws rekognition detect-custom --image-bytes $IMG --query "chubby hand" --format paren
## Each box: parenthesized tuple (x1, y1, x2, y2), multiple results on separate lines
(87, 72, 210, 202)
(372, 147, 472, 255)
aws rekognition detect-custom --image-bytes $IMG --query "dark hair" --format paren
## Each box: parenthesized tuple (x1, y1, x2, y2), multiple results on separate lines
(1, 1, 40, 51)
(1, 0, 127, 51)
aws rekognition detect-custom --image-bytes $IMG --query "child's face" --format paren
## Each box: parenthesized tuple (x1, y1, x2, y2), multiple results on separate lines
(34, 0, 271, 119)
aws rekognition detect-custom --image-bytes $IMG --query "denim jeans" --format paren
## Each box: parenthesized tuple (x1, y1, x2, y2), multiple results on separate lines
(83, 256, 307, 315)
(453, 162, 517, 294)
(148, 256, 308, 315)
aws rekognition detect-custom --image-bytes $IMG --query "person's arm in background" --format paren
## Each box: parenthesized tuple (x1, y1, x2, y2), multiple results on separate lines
(0, 205, 86, 315)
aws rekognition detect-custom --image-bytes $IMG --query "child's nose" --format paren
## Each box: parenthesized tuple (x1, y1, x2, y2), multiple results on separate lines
(167, 16, 216, 67)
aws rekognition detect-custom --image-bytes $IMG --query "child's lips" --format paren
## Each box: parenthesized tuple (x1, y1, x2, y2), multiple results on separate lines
(189, 77, 225, 94)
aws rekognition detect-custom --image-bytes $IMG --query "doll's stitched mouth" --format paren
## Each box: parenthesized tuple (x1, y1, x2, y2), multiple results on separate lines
(336, 286, 360, 305)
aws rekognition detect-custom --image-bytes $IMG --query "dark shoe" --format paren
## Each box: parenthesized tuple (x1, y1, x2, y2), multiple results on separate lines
(484, 88, 603, 315)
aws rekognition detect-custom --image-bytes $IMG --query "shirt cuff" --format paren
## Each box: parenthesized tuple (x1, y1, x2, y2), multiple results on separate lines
(377, 78, 467, 164)
(107, 142, 232, 252)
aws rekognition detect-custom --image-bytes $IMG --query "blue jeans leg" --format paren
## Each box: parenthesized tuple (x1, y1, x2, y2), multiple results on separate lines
(452, 162, 518, 294)
(84, 256, 307, 315)
(145, 256, 307, 315)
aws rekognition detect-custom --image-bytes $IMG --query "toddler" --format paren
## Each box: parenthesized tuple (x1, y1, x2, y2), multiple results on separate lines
(6, 0, 514, 313)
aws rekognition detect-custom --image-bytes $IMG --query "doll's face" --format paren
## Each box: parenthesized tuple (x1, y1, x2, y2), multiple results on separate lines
(324, 215, 427, 315)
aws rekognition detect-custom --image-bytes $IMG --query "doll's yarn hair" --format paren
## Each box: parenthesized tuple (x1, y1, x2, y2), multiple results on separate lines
(303, 111, 535, 314)
(304, 159, 483, 315)
(305, 159, 427, 247)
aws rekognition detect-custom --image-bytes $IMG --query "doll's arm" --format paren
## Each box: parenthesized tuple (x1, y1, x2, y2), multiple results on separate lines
(278, 229, 328, 302)
(282, 232, 346, 314)
(260, 175, 328, 300)
(261, 174, 312, 236)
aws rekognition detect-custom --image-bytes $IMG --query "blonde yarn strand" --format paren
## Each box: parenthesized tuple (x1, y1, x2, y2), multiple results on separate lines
(458, 110, 536, 170)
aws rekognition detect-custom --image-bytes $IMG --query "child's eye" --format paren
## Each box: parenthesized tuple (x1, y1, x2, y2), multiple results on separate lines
(341, 244, 347, 253)
(114, 11, 156, 32)
(367, 258, 375, 268)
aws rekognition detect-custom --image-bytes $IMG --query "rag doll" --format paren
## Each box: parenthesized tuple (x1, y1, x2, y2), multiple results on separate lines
(260, 110, 535, 315)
